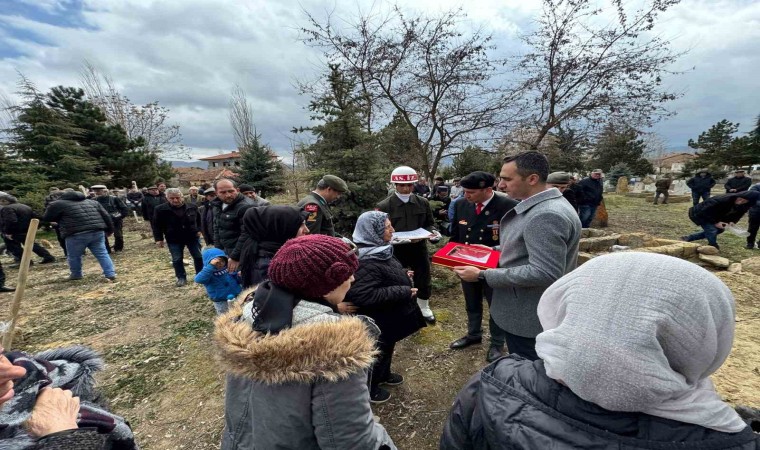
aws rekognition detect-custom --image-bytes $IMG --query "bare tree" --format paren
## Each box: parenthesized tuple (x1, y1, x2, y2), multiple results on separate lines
(79, 61, 187, 159)
(228, 84, 256, 150)
(301, 6, 520, 179)
(512, 0, 686, 150)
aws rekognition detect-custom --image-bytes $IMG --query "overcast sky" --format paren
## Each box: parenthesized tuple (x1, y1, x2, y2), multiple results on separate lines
(1, 0, 758, 161)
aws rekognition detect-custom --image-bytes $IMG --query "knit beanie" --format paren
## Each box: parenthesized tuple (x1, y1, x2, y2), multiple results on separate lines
(268, 234, 358, 299)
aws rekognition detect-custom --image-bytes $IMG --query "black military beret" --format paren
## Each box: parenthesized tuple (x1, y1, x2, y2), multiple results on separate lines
(460, 171, 495, 189)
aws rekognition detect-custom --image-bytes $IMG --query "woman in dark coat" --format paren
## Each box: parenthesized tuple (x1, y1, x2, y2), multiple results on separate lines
(441, 252, 760, 449)
(345, 211, 426, 403)
(238, 205, 309, 288)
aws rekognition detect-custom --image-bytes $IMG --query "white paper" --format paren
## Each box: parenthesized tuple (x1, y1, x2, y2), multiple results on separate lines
(391, 228, 434, 241)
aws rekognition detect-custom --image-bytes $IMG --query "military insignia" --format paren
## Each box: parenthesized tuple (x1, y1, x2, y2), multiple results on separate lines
(459, 220, 468, 225)
(304, 204, 318, 213)
(307, 211, 318, 222)
(484, 211, 490, 216)
(492, 220, 499, 241)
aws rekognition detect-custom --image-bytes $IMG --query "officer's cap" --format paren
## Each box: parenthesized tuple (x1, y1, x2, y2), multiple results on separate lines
(460, 171, 495, 189)
(546, 172, 571, 185)
(91, 184, 108, 190)
(321, 175, 349, 193)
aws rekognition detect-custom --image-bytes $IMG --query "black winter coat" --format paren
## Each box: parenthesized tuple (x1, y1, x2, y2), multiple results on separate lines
(42, 192, 113, 239)
(562, 188, 578, 212)
(152, 203, 201, 244)
(344, 255, 426, 344)
(441, 355, 760, 450)
(577, 177, 604, 206)
(94, 195, 128, 219)
(199, 200, 215, 245)
(688, 191, 758, 226)
(141, 192, 166, 222)
(0, 202, 37, 234)
(725, 176, 752, 193)
(687, 173, 716, 193)
(212, 194, 257, 260)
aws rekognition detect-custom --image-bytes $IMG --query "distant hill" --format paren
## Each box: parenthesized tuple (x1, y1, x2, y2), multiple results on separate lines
(165, 160, 207, 168)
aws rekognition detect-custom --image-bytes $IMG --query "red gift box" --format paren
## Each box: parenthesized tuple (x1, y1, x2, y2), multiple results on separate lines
(432, 242, 501, 270)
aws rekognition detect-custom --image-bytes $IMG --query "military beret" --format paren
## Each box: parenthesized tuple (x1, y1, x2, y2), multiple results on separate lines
(91, 184, 108, 190)
(460, 171, 495, 189)
(238, 184, 255, 193)
(322, 175, 349, 193)
(546, 172, 571, 185)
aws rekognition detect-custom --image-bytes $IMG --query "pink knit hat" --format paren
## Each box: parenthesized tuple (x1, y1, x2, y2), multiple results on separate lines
(268, 234, 358, 299)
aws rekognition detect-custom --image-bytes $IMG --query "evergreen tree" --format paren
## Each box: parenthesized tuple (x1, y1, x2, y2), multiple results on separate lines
(299, 64, 387, 233)
(546, 125, 589, 173)
(688, 118, 759, 170)
(451, 146, 493, 177)
(236, 134, 284, 198)
(606, 163, 634, 187)
(589, 124, 653, 176)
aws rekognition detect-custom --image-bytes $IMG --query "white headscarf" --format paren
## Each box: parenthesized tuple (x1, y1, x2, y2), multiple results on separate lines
(536, 252, 746, 433)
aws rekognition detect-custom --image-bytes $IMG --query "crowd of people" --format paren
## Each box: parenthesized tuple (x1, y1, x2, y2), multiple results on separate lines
(1, 152, 759, 448)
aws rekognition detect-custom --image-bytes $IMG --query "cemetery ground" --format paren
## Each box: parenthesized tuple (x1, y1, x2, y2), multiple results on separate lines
(1, 194, 758, 449)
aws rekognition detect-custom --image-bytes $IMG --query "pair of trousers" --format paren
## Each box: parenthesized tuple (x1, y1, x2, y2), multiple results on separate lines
(0, 261, 5, 287)
(578, 204, 598, 228)
(167, 240, 203, 280)
(393, 241, 432, 299)
(461, 280, 506, 347)
(684, 222, 724, 247)
(505, 332, 538, 361)
(5, 233, 53, 261)
(53, 225, 67, 256)
(370, 341, 396, 393)
(65, 230, 116, 278)
(104, 217, 124, 252)
(747, 214, 760, 247)
(692, 190, 710, 206)
(653, 190, 669, 204)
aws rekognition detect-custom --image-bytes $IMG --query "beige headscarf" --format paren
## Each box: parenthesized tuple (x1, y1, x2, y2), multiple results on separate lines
(536, 252, 746, 433)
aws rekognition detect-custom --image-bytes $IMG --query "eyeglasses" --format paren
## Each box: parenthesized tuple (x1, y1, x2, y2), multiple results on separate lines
(340, 237, 359, 256)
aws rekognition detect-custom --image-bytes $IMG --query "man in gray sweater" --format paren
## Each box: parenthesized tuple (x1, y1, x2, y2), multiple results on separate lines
(454, 152, 581, 360)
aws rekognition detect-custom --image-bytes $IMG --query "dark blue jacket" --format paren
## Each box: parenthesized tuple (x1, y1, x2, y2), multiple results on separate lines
(687, 172, 717, 193)
(441, 355, 759, 450)
(577, 177, 604, 206)
(194, 248, 242, 302)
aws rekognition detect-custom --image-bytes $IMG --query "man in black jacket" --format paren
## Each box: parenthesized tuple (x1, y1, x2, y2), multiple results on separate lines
(747, 183, 760, 249)
(153, 188, 203, 287)
(686, 170, 716, 205)
(681, 190, 760, 249)
(725, 169, 752, 193)
(576, 169, 604, 228)
(92, 185, 129, 253)
(547, 172, 579, 212)
(42, 191, 115, 281)
(0, 193, 55, 264)
(198, 188, 216, 246)
(448, 172, 518, 362)
(212, 179, 256, 272)
(141, 186, 166, 235)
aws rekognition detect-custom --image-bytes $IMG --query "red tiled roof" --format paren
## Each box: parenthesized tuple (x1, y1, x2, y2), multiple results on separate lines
(177, 168, 236, 183)
(655, 152, 696, 165)
(198, 151, 241, 161)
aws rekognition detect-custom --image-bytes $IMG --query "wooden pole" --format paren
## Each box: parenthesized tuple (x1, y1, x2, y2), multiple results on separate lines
(2, 218, 39, 349)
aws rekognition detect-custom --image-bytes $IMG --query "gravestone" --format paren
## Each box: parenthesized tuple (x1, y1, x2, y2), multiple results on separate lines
(616, 176, 629, 193)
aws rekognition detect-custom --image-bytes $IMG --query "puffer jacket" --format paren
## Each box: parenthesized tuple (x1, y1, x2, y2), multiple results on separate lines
(441, 355, 760, 449)
(194, 248, 241, 302)
(688, 191, 760, 226)
(344, 255, 426, 344)
(42, 192, 113, 238)
(212, 194, 257, 260)
(687, 172, 716, 193)
(0, 197, 37, 235)
(214, 295, 397, 450)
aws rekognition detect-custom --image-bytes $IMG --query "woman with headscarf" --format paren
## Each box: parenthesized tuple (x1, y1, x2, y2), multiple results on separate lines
(238, 205, 309, 288)
(215, 234, 397, 450)
(441, 252, 759, 449)
(344, 211, 426, 403)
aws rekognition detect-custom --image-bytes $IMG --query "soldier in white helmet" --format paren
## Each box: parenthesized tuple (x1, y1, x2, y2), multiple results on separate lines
(376, 166, 440, 323)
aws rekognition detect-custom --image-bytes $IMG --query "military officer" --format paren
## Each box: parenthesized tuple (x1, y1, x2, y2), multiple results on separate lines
(297, 175, 348, 236)
(377, 166, 439, 324)
(448, 171, 518, 362)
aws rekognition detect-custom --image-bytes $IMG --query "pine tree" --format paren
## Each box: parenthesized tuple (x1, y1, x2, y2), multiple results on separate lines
(590, 124, 653, 176)
(236, 133, 284, 198)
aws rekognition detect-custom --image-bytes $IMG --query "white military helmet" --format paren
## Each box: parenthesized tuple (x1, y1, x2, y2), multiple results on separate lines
(390, 166, 418, 184)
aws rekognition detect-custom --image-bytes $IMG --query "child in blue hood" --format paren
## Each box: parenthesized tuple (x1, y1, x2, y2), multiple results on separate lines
(195, 248, 242, 314)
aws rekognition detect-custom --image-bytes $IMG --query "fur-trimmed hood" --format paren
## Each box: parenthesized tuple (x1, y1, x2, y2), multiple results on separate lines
(214, 299, 378, 385)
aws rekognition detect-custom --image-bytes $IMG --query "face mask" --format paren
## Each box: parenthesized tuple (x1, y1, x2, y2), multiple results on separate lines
(396, 192, 412, 203)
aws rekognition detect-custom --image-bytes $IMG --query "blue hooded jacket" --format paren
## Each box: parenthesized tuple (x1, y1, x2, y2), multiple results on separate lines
(194, 248, 242, 302)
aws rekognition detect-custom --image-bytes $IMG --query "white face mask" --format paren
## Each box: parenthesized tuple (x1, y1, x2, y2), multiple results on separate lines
(395, 192, 412, 203)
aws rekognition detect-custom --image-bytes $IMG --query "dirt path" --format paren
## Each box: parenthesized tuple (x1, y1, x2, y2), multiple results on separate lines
(2, 201, 758, 449)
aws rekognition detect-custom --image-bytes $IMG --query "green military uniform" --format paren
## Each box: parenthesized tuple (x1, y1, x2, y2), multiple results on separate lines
(297, 192, 336, 236)
(376, 193, 436, 300)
